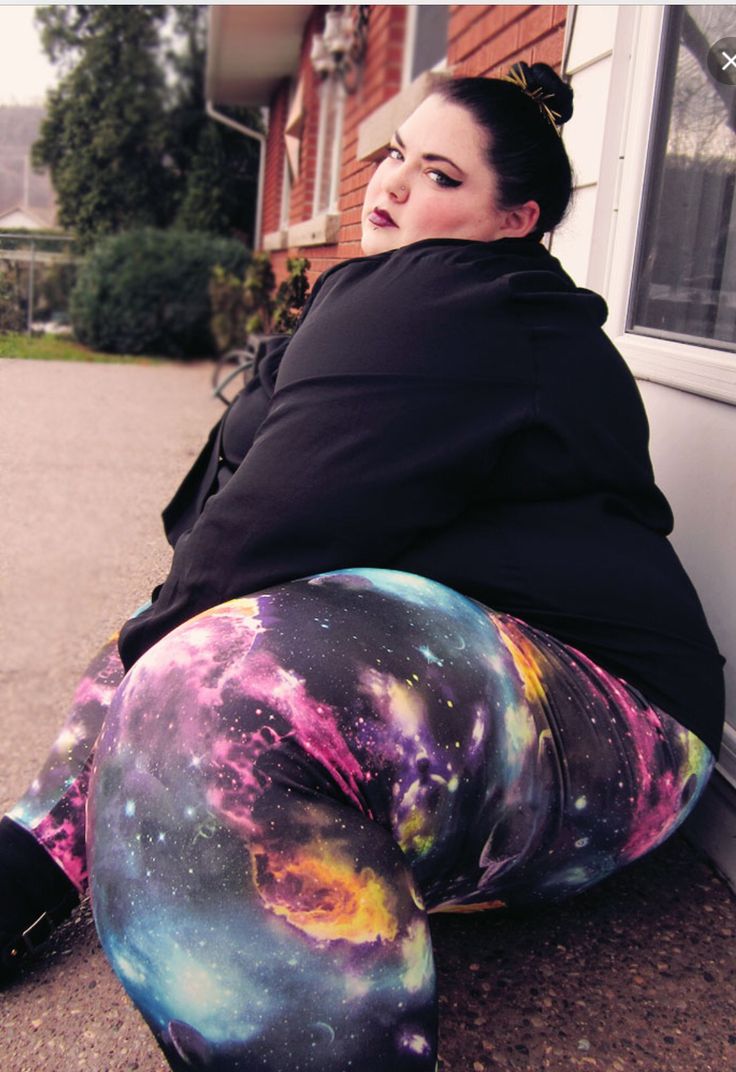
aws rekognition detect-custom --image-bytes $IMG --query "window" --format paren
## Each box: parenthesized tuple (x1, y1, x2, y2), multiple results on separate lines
(313, 77, 345, 216)
(403, 5, 449, 85)
(629, 6, 736, 354)
(281, 79, 302, 230)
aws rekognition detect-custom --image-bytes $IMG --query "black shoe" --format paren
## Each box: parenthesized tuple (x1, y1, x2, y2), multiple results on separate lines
(0, 816, 80, 981)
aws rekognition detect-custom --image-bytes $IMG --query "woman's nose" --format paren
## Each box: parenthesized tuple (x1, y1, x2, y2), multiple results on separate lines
(385, 170, 409, 202)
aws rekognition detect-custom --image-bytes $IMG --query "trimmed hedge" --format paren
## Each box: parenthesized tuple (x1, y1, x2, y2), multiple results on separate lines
(70, 228, 249, 357)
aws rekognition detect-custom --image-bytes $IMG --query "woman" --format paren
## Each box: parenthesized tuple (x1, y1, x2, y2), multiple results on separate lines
(1, 64, 724, 1072)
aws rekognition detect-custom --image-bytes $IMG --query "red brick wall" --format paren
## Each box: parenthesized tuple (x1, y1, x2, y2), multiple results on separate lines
(261, 82, 288, 239)
(265, 5, 567, 288)
(288, 12, 325, 231)
(334, 5, 407, 267)
(448, 5, 567, 76)
(265, 6, 405, 287)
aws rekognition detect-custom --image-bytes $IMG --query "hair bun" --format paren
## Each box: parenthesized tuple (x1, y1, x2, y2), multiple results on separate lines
(507, 61, 574, 126)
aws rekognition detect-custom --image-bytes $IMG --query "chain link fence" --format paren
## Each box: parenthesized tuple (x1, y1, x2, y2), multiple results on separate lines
(0, 232, 80, 334)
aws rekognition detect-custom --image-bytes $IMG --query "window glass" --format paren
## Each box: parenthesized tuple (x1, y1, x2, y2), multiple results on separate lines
(279, 148, 292, 231)
(405, 5, 449, 84)
(629, 6, 736, 353)
(313, 78, 344, 215)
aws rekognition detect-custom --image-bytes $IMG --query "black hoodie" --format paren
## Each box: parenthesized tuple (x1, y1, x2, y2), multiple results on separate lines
(119, 238, 724, 755)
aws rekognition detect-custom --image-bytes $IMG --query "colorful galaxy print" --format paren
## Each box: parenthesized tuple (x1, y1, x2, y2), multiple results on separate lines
(79, 569, 712, 1072)
(9, 635, 124, 891)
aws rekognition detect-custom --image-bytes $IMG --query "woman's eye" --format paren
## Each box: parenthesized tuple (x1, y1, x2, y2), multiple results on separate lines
(428, 169, 461, 189)
(387, 145, 403, 161)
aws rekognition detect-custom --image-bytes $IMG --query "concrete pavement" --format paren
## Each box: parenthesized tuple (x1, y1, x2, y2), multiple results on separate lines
(1, 357, 220, 1071)
(1, 356, 735, 1072)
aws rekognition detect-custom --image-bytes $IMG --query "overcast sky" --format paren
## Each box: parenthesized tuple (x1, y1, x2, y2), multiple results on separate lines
(0, 6, 58, 105)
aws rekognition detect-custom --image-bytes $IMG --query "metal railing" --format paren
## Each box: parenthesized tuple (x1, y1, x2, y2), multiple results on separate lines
(0, 232, 79, 333)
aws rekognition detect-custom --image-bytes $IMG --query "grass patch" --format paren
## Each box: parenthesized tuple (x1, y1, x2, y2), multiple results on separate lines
(0, 332, 170, 364)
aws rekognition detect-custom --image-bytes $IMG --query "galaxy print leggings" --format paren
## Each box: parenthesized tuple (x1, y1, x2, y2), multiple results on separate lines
(10, 569, 713, 1072)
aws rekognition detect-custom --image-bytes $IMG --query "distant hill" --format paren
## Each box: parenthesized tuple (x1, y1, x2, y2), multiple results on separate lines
(0, 105, 57, 226)
(0, 104, 45, 147)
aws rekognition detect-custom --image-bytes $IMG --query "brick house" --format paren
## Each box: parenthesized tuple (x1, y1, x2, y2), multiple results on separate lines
(206, 5, 736, 882)
(206, 5, 566, 281)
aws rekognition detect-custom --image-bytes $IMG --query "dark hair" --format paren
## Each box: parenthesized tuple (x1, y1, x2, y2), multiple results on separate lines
(435, 63, 574, 240)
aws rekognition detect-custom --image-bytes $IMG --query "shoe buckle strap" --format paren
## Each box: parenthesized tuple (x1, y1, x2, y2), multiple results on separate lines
(2, 890, 80, 970)
(20, 910, 56, 954)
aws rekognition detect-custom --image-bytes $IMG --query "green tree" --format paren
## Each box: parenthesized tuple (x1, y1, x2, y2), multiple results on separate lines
(33, 5, 262, 246)
(164, 6, 261, 238)
(33, 6, 172, 246)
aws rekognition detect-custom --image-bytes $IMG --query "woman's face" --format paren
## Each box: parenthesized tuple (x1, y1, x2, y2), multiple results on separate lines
(360, 93, 538, 256)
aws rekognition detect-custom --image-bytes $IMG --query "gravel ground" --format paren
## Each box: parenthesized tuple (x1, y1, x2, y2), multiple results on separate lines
(1, 357, 734, 1072)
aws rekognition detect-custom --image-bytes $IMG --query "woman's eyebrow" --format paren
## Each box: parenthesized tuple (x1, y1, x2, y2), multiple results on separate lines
(394, 129, 465, 176)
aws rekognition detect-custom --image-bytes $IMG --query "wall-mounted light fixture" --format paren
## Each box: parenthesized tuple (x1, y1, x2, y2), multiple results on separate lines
(310, 6, 370, 93)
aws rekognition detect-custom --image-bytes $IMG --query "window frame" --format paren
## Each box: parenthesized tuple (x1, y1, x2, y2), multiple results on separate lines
(280, 78, 299, 231)
(312, 76, 345, 218)
(402, 5, 450, 88)
(267, 73, 343, 251)
(601, 5, 736, 406)
(279, 144, 293, 233)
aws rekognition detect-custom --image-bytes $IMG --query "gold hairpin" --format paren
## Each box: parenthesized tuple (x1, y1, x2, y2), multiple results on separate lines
(501, 65, 563, 136)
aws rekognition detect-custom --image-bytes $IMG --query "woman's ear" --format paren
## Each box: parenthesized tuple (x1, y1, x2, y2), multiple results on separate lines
(498, 200, 541, 239)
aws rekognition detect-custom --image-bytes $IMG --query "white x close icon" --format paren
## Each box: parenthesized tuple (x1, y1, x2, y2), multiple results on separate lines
(721, 50, 736, 71)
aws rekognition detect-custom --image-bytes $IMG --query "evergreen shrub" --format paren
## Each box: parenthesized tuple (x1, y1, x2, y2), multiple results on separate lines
(209, 254, 311, 353)
(70, 228, 249, 357)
